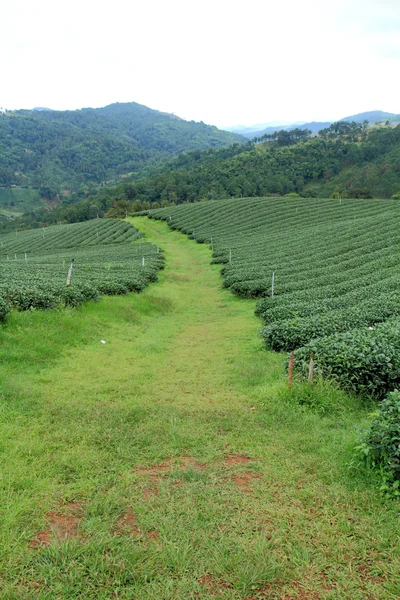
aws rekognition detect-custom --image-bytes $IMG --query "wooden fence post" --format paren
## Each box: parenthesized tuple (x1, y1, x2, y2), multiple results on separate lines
(308, 352, 314, 385)
(66, 258, 75, 286)
(288, 351, 294, 390)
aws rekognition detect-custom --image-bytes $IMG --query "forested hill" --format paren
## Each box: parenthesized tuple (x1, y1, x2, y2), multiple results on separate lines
(2, 122, 400, 232)
(0, 102, 243, 191)
(104, 122, 400, 204)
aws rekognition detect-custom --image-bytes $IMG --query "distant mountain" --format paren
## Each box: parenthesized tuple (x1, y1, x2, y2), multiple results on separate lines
(341, 110, 396, 123)
(225, 121, 294, 135)
(0, 101, 244, 193)
(231, 110, 398, 138)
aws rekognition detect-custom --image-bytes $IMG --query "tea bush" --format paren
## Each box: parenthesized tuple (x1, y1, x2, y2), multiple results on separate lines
(357, 390, 400, 495)
(149, 197, 400, 396)
(0, 220, 164, 313)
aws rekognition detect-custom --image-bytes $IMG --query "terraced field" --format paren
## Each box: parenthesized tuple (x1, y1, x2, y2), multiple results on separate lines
(0, 219, 164, 318)
(149, 197, 400, 397)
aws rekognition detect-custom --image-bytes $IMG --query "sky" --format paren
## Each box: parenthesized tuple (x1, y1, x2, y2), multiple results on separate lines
(2, 0, 400, 128)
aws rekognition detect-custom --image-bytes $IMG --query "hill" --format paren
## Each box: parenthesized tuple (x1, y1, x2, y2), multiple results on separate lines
(0, 101, 243, 206)
(100, 123, 400, 206)
(148, 196, 400, 399)
(234, 110, 398, 138)
(2, 121, 400, 233)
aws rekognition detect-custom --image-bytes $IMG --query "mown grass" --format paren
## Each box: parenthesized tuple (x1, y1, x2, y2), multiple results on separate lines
(0, 217, 399, 599)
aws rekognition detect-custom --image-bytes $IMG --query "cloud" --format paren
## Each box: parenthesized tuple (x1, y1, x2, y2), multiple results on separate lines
(2, 0, 400, 125)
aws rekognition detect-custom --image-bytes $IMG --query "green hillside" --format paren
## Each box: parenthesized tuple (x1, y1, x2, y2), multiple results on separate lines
(90, 123, 400, 209)
(2, 120, 400, 235)
(149, 196, 400, 399)
(0, 218, 164, 318)
(1, 216, 399, 598)
(0, 186, 42, 217)
(0, 102, 243, 195)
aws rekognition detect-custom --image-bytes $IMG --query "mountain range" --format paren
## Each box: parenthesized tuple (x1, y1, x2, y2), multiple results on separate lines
(228, 110, 399, 138)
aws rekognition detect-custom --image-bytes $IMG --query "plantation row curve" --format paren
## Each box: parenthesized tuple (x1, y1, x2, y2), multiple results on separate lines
(0, 218, 164, 318)
(148, 196, 400, 398)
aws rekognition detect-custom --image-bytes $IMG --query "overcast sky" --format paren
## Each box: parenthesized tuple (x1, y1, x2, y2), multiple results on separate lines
(2, 0, 399, 128)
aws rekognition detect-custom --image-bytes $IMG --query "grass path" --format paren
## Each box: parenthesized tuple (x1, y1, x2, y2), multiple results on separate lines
(0, 217, 399, 599)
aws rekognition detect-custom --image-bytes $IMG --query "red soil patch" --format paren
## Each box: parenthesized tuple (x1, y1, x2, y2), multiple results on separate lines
(143, 487, 159, 500)
(243, 583, 273, 599)
(30, 503, 83, 548)
(179, 456, 207, 470)
(281, 581, 321, 600)
(114, 508, 141, 537)
(232, 472, 262, 493)
(135, 461, 173, 483)
(114, 508, 159, 543)
(198, 574, 232, 595)
(147, 530, 159, 541)
(357, 565, 386, 584)
(224, 453, 252, 465)
(136, 457, 207, 496)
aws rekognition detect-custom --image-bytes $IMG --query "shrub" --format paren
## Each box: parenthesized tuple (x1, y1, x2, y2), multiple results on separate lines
(293, 318, 400, 398)
(357, 390, 400, 495)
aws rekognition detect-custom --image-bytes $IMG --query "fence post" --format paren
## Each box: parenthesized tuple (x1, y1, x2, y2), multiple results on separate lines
(288, 351, 294, 390)
(66, 259, 75, 286)
(308, 352, 314, 385)
(271, 270, 275, 297)
(229, 249, 232, 264)
(142, 256, 145, 268)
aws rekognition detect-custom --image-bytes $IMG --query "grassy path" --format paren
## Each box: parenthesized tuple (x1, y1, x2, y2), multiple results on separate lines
(0, 217, 399, 599)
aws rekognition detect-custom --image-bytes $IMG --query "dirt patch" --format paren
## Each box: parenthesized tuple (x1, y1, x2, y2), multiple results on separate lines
(179, 456, 207, 470)
(135, 461, 173, 482)
(357, 565, 386, 584)
(143, 487, 159, 500)
(281, 581, 321, 599)
(224, 453, 252, 465)
(198, 574, 232, 595)
(30, 503, 83, 548)
(114, 508, 159, 544)
(232, 472, 262, 494)
(243, 583, 273, 599)
(136, 456, 207, 485)
(114, 508, 141, 537)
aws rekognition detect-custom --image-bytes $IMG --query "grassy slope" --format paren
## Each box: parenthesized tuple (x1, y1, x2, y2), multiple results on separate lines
(0, 187, 42, 217)
(0, 218, 399, 599)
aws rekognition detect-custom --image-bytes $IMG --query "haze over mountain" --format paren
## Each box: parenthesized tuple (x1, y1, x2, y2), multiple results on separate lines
(230, 111, 399, 138)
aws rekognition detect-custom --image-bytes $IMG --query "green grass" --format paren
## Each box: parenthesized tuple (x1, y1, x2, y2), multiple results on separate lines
(0, 186, 43, 217)
(0, 217, 399, 599)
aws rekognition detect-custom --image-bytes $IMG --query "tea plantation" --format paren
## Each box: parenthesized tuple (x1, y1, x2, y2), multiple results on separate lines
(0, 218, 164, 319)
(149, 197, 400, 397)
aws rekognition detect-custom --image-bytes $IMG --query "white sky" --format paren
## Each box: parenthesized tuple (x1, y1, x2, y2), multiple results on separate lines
(2, 0, 400, 128)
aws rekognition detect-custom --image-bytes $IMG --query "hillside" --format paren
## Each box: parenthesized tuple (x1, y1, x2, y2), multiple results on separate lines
(2, 121, 400, 234)
(0, 219, 164, 316)
(1, 214, 399, 598)
(149, 197, 400, 399)
(0, 101, 243, 207)
(104, 123, 400, 204)
(234, 110, 398, 138)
